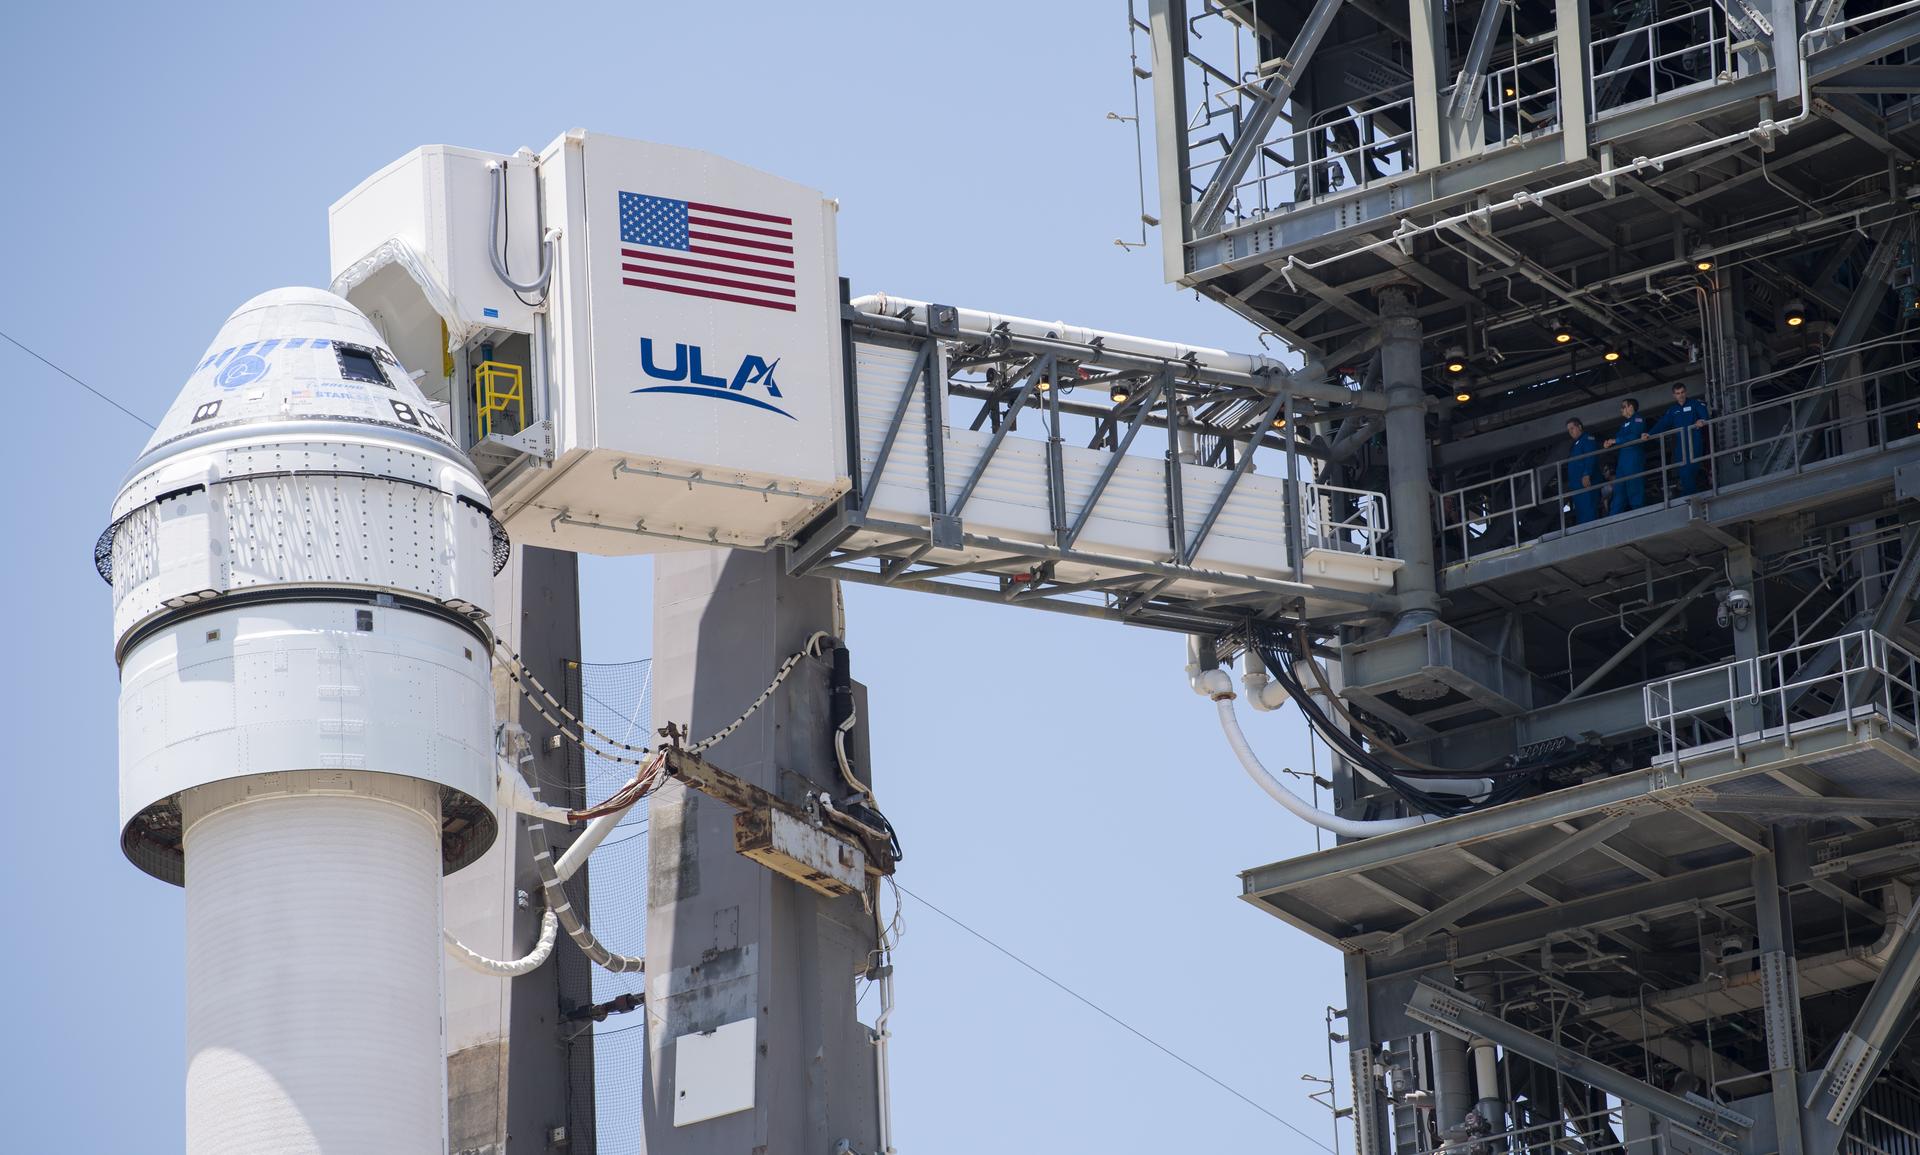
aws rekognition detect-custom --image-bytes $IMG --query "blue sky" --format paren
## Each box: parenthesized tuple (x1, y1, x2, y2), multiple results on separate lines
(2, 2, 1345, 1149)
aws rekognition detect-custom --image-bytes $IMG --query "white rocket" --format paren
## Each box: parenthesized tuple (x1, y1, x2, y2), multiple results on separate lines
(102, 287, 502, 1153)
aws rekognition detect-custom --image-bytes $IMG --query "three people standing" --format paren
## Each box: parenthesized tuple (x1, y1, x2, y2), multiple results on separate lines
(1564, 384, 1712, 527)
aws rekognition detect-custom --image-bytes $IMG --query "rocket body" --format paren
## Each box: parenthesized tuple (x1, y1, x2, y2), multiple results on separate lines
(104, 288, 502, 1152)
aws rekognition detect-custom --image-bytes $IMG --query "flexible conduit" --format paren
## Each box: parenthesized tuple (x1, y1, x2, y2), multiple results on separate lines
(1202, 671, 1429, 837)
(488, 161, 553, 297)
(444, 909, 559, 979)
(527, 815, 645, 974)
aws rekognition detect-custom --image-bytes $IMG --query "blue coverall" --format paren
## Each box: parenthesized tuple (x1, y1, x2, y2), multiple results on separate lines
(1566, 432, 1601, 525)
(1649, 398, 1712, 496)
(1609, 413, 1647, 515)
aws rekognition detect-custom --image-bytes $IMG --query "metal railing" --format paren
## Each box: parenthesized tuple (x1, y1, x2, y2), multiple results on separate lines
(1845, 1076, 1920, 1155)
(1484, 47, 1561, 146)
(1642, 630, 1920, 766)
(473, 359, 525, 439)
(1206, 89, 1416, 220)
(1301, 480, 1388, 555)
(1773, 572, 1865, 651)
(1590, 3, 1734, 115)
(1438, 354, 1920, 564)
(1431, 1102, 1657, 1154)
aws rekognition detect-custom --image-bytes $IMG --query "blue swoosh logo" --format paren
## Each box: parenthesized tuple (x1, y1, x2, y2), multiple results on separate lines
(631, 384, 796, 420)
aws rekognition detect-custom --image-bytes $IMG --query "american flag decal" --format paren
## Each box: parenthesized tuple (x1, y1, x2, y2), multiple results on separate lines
(618, 191, 797, 312)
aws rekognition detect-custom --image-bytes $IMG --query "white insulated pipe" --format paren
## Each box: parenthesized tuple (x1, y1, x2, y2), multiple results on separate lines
(847, 292, 1364, 407)
(850, 292, 1291, 378)
(1197, 668, 1429, 837)
(554, 803, 633, 882)
(181, 776, 446, 1155)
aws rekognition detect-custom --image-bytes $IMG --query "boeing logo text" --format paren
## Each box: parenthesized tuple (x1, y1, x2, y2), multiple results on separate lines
(632, 337, 795, 419)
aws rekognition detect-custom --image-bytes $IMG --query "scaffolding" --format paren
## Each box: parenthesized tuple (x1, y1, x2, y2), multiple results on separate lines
(1142, 2, 1920, 1152)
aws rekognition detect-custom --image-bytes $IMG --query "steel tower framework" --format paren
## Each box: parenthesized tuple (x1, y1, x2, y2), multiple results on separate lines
(1131, 2, 1920, 1152)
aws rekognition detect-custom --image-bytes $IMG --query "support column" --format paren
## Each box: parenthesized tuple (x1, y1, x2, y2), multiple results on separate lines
(1753, 848, 1806, 1155)
(1379, 285, 1441, 632)
(645, 550, 881, 1153)
(1729, 545, 1763, 737)
(447, 545, 591, 1155)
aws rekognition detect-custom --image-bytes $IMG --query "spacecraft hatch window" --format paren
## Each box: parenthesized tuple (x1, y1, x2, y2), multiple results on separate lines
(335, 343, 391, 387)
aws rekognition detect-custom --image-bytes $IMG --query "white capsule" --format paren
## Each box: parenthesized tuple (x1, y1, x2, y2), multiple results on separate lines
(104, 288, 501, 1153)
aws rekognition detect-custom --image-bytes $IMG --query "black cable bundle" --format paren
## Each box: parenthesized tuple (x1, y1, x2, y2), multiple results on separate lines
(1250, 626, 1541, 818)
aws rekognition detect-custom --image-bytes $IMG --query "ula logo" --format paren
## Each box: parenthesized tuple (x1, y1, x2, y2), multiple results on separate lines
(633, 337, 793, 420)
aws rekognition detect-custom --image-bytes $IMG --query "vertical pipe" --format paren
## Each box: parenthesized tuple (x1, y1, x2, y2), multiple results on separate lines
(1471, 1036, 1503, 1127)
(1379, 286, 1440, 632)
(1464, 972, 1504, 1130)
(1433, 1029, 1474, 1134)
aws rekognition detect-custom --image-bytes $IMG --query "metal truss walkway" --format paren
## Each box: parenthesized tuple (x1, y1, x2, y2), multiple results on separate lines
(784, 298, 1403, 634)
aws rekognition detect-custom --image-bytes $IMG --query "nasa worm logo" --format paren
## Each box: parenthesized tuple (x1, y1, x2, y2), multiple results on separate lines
(216, 354, 269, 390)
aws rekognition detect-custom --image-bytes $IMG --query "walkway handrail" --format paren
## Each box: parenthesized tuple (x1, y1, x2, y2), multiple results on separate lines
(1439, 351, 1920, 562)
(1641, 629, 1920, 765)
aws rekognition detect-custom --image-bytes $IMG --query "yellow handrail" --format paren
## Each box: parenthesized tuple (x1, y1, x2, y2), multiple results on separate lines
(474, 361, 525, 439)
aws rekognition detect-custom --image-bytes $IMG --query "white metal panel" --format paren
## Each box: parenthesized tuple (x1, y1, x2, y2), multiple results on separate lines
(485, 133, 853, 555)
(118, 603, 494, 836)
(328, 144, 539, 337)
(574, 134, 844, 490)
(673, 1017, 758, 1127)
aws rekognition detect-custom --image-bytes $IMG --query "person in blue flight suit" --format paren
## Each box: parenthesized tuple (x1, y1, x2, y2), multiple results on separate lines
(1647, 382, 1712, 496)
(1564, 417, 1601, 525)
(1602, 397, 1647, 515)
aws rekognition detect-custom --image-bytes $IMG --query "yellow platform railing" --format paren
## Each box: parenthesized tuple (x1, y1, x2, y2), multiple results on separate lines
(474, 361, 524, 439)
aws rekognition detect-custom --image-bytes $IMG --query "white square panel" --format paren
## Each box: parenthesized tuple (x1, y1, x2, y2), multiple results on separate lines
(673, 1017, 757, 1126)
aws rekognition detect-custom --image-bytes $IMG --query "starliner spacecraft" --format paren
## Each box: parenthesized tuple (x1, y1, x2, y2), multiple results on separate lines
(101, 288, 505, 1152)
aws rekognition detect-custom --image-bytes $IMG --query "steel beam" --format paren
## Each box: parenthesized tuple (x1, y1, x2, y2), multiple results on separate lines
(1802, 898, 1920, 1154)
(1380, 287, 1439, 630)
(1807, 13, 1920, 87)
(1817, 64, 1920, 94)
(1815, 95, 1919, 165)
(1407, 981, 1753, 1147)
(1754, 849, 1807, 1155)
(1446, 0, 1510, 121)
(1189, 0, 1348, 235)
(1690, 793, 1920, 819)
(1148, 0, 1193, 284)
(1562, 571, 1718, 703)
(645, 552, 880, 1152)
(1386, 814, 1631, 952)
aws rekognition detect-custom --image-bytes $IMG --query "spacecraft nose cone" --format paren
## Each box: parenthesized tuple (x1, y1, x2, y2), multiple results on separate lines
(132, 284, 460, 468)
